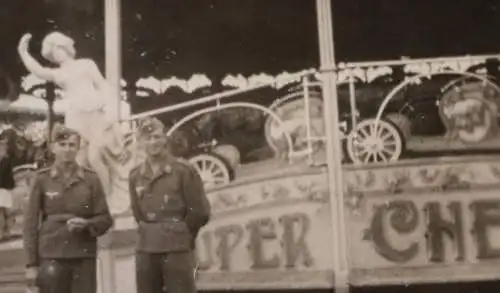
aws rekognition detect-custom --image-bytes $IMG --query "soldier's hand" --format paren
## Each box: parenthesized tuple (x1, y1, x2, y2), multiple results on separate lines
(67, 217, 89, 232)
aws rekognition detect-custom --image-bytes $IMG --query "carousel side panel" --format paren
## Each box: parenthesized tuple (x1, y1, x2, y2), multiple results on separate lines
(108, 169, 336, 292)
(195, 170, 335, 290)
(345, 156, 500, 286)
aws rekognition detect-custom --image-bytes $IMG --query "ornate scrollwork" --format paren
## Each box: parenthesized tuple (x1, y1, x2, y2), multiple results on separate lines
(211, 192, 240, 212)
(385, 170, 411, 194)
(353, 170, 376, 188)
(440, 167, 470, 191)
(417, 168, 442, 185)
(344, 185, 364, 216)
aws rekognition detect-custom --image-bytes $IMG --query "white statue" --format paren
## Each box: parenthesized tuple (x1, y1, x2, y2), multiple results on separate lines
(17, 32, 131, 213)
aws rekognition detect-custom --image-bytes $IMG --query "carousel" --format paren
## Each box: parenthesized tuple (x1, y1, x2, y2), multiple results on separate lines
(2, 1, 500, 293)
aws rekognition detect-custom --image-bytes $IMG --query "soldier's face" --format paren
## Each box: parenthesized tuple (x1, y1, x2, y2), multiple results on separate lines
(51, 135, 80, 163)
(142, 129, 167, 157)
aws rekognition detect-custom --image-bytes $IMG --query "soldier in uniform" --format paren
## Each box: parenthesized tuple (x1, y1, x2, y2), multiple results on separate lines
(129, 117, 211, 293)
(23, 125, 113, 293)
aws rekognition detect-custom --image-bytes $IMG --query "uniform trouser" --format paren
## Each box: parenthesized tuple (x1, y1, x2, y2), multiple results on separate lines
(36, 258, 96, 293)
(136, 251, 196, 293)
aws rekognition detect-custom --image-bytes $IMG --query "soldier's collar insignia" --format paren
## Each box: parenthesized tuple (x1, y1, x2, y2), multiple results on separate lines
(135, 185, 145, 195)
(49, 168, 58, 178)
(75, 166, 85, 179)
(49, 163, 83, 179)
(140, 160, 172, 177)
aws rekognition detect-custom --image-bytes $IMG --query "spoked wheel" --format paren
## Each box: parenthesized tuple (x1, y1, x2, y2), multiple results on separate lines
(188, 153, 234, 189)
(346, 118, 404, 164)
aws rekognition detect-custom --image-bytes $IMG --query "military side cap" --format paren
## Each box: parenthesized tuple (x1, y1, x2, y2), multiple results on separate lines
(138, 117, 165, 136)
(51, 124, 80, 142)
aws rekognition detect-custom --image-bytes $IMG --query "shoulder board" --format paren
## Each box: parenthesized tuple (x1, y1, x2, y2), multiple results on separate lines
(175, 157, 191, 166)
(175, 158, 195, 170)
(129, 164, 143, 176)
(174, 158, 201, 175)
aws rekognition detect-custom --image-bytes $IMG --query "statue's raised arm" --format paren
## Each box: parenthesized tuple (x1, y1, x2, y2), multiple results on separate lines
(18, 33, 59, 82)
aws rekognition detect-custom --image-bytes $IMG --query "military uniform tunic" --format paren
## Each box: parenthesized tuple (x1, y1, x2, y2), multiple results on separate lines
(23, 164, 113, 293)
(129, 158, 211, 293)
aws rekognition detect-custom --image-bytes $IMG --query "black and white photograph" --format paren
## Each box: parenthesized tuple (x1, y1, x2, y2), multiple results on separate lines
(1, 1, 500, 292)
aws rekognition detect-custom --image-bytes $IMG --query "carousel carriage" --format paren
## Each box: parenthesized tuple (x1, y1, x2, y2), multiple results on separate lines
(83, 59, 500, 194)
(347, 70, 500, 164)
(130, 83, 306, 188)
(262, 60, 500, 166)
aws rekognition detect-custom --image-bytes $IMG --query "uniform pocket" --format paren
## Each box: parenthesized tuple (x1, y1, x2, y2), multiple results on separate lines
(66, 184, 93, 212)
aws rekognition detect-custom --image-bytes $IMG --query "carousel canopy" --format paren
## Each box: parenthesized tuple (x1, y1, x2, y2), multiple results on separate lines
(10, 55, 493, 119)
(133, 57, 491, 95)
(18, 56, 492, 100)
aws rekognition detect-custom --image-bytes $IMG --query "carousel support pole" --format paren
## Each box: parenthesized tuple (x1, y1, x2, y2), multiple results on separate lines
(97, 1, 121, 293)
(44, 82, 56, 144)
(105, 0, 122, 121)
(315, 0, 350, 292)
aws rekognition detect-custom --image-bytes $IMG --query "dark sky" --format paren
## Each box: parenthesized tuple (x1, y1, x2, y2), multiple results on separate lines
(1, 0, 500, 82)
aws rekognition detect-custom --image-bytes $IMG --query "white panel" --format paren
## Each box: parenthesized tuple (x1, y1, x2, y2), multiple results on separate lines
(114, 254, 136, 293)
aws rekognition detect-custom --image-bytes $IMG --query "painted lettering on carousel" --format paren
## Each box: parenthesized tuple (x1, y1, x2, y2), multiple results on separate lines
(363, 199, 500, 263)
(196, 212, 313, 271)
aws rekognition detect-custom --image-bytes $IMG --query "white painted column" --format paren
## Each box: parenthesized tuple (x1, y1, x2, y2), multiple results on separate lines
(98, 1, 121, 293)
(315, 0, 350, 292)
(105, 0, 122, 121)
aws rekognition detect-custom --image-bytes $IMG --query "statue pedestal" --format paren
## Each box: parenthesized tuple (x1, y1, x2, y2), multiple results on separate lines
(97, 234, 115, 293)
(96, 215, 137, 293)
